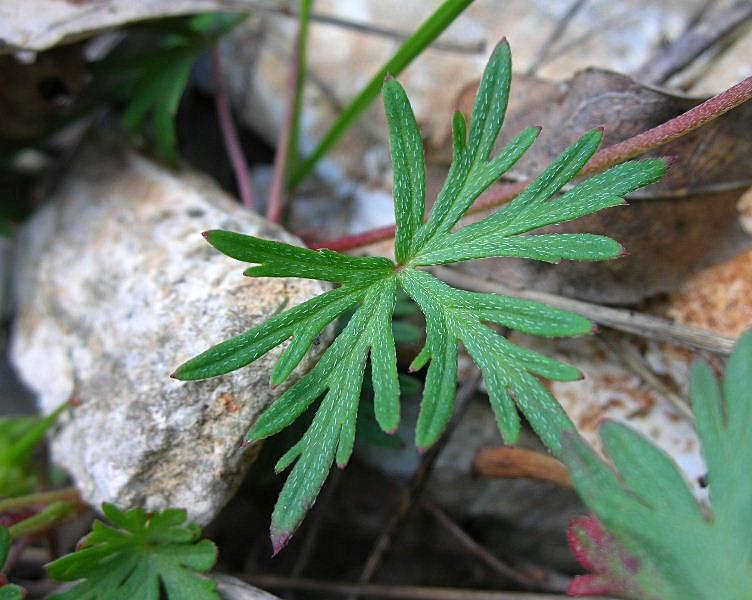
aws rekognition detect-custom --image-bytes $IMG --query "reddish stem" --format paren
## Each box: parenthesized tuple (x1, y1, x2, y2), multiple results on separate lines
(211, 47, 257, 211)
(310, 74, 752, 252)
(266, 30, 303, 223)
(308, 223, 399, 251)
(581, 73, 752, 175)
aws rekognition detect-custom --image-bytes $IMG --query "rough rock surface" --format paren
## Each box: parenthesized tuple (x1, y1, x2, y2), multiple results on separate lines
(10, 144, 330, 524)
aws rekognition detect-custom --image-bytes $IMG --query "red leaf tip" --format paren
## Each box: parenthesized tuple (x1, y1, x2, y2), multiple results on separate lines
(271, 531, 292, 556)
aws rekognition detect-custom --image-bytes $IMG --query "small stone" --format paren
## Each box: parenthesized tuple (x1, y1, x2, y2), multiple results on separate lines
(10, 144, 331, 524)
(213, 574, 280, 600)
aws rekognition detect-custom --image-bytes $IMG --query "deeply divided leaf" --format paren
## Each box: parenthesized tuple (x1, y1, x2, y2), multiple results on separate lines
(563, 329, 752, 599)
(175, 40, 665, 549)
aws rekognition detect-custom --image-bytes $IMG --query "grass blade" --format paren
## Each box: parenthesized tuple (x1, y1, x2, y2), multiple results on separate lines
(288, 0, 474, 187)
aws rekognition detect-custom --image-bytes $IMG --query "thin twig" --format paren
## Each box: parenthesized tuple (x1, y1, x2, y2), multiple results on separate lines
(597, 332, 694, 421)
(242, 575, 608, 600)
(539, 7, 643, 70)
(7, 501, 77, 540)
(211, 47, 256, 211)
(0, 487, 81, 513)
(434, 267, 735, 356)
(525, 0, 588, 76)
(309, 73, 752, 252)
(472, 447, 573, 488)
(421, 500, 570, 592)
(684, 0, 721, 32)
(633, 0, 752, 85)
(267, 0, 311, 223)
(347, 371, 481, 600)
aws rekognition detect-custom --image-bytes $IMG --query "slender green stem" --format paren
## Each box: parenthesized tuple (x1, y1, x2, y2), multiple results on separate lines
(7, 501, 76, 540)
(289, 0, 313, 175)
(0, 487, 81, 513)
(288, 0, 474, 188)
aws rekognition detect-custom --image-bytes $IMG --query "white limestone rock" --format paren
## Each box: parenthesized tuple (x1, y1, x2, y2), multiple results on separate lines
(10, 144, 331, 524)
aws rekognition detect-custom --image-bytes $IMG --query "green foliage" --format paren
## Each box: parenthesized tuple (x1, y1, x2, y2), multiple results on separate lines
(0, 403, 67, 499)
(0, 527, 24, 600)
(289, 0, 475, 187)
(287, 0, 313, 175)
(99, 12, 244, 164)
(174, 41, 665, 549)
(47, 503, 218, 600)
(563, 329, 752, 600)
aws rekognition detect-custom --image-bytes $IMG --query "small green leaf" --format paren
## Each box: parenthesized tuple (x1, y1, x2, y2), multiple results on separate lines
(100, 13, 245, 164)
(0, 586, 24, 600)
(0, 403, 68, 498)
(47, 503, 219, 600)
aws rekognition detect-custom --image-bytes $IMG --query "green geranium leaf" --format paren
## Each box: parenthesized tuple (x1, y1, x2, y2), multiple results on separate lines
(174, 40, 665, 550)
(47, 504, 218, 600)
(563, 329, 752, 599)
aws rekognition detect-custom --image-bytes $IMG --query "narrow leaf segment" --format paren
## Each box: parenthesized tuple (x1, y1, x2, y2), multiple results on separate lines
(174, 41, 665, 549)
(563, 330, 752, 599)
